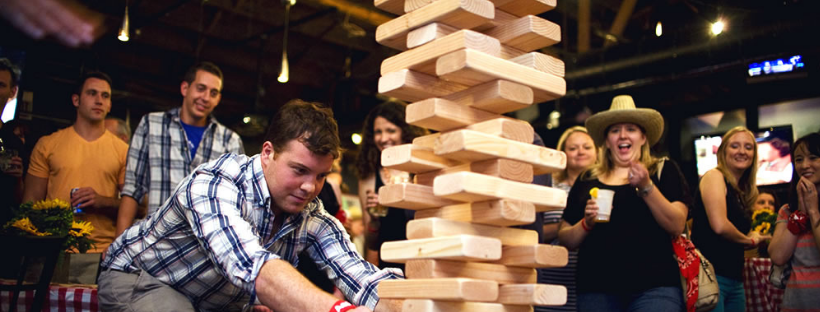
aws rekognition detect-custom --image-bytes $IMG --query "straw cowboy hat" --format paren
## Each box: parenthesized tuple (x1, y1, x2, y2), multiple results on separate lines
(585, 95, 664, 146)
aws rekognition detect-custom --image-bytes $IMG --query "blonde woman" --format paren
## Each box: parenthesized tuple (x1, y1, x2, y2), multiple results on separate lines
(691, 126, 769, 312)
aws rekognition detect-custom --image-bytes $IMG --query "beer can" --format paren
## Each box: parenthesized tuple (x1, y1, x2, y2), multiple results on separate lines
(70, 187, 83, 213)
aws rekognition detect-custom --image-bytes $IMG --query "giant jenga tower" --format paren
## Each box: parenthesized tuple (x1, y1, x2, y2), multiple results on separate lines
(371, 0, 570, 311)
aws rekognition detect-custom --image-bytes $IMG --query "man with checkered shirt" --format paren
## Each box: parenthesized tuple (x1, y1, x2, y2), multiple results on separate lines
(99, 100, 404, 312)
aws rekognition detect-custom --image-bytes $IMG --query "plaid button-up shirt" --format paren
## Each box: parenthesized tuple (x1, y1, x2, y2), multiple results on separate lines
(102, 154, 402, 311)
(121, 108, 244, 214)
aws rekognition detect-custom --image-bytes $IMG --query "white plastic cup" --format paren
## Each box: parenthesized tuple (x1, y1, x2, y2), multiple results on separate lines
(595, 189, 615, 223)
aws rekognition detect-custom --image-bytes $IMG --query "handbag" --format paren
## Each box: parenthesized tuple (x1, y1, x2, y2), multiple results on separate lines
(673, 233, 720, 312)
(769, 261, 792, 289)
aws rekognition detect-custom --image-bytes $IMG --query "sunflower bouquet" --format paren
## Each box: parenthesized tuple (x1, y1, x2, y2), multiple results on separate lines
(751, 208, 777, 235)
(3, 199, 96, 253)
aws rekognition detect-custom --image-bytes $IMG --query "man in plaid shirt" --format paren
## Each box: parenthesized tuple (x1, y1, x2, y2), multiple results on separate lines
(99, 100, 403, 312)
(115, 62, 244, 237)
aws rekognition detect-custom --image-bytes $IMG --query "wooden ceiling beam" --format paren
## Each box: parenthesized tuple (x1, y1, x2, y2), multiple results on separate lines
(604, 0, 637, 47)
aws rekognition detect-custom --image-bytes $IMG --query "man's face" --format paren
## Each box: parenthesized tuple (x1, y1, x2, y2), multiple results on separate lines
(260, 139, 334, 217)
(0, 70, 17, 112)
(180, 70, 222, 122)
(72, 77, 111, 122)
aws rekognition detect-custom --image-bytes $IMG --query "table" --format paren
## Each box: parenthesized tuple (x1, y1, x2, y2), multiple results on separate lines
(0, 280, 97, 312)
(744, 257, 784, 312)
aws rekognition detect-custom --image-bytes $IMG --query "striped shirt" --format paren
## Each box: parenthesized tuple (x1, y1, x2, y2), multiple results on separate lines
(102, 154, 402, 311)
(121, 108, 244, 214)
(777, 206, 820, 312)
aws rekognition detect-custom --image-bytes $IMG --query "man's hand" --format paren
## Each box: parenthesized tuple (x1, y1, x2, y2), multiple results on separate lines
(71, 186, 103, 209)
(1, 156, 24, 178)
(0, 0, 103, 46)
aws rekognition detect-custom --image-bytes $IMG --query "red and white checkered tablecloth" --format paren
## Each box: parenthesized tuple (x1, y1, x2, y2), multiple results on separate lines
(0, 280, 97, 312)
(744, 257, 784, 312)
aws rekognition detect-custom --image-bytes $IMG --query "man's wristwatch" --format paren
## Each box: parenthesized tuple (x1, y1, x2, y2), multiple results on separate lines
(637, 181, 654, 197)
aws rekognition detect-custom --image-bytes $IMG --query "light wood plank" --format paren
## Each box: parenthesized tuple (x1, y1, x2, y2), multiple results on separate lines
(403, 299, 533, 312)
(435, 129, 565, 175)
(378, 183, 461, 209)
(498, 284, 567, 306)
(466, 118, 533, 143)
(382, 29, 500, 76)
(379, 69, 468, 102)
(414, 199, 536, 226)
(483, 15, 560, 52)
(491, 244, 568, 268)
(442, 80, 534, 114)
(406, 98, 507, 131)
(380, 235, 502, 263)
(407, 22, 459, 49)
(508, 52, 565, 78)
(436, 49, 566, 102)
(376, 0, 495, 51)
(474, 8, 519, 32)
(378, 278, 498, 301)
(375, 0, 405, 15)
(489, 0, 556, 17)
(406, 259, 536, 284)
(433, 171, 567, 209)
(413, 133, 441, 150)
(407, 217, 538, 246)
(415, 159, 533, 186)
(381, 144, 462, 173)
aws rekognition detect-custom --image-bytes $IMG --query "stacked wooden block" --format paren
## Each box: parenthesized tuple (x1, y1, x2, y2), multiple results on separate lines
(372, 0, 570, 311)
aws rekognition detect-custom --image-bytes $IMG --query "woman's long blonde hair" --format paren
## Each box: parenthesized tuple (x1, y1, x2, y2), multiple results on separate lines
(555, 126, 597, 183)
(587, 124, 660, 180)
(715, 126, 759, 208)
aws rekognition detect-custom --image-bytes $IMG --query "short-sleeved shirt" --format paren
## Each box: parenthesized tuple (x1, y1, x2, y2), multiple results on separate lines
(28, 127, 128, 252)
(562, 159, 691, 294)
(102, 154, 402, 311)
(777, 206, 820, 311)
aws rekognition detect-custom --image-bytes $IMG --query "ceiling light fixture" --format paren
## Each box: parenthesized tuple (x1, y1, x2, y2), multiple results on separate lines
(278, 0, 296, 83)
(118, 2, 130, 42)
(711, 20, 725, 36)
(655, 21, 662, 37)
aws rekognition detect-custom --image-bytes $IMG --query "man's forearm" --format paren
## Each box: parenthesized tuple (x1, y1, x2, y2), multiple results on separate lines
(374, 299, 403, 312)
(116, 196, 138, 236)
(255, 259, 338, 312)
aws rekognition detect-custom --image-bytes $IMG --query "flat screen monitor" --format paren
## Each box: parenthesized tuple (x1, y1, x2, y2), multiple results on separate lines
(692, 125, 794, 186)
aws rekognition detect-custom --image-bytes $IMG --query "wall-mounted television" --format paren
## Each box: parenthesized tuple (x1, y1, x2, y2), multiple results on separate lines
(692, 125, 794, 186)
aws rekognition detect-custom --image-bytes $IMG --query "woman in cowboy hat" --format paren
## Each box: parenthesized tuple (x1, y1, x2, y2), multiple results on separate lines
(558, 95, 691, 312)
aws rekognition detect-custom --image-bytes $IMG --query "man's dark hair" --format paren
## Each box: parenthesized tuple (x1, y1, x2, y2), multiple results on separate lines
(0, 58, 20, 88)
(75, 71, 112, 96)
(183, 62, 223, 86)
(264, 99, 341, 159)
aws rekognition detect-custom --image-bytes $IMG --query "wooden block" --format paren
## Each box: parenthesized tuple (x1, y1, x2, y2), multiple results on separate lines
(415, 159, 533, 186)
(376, 0, 495, 51)
(380, 235, 502, 263)
(378, 278, 498, 301)
(498, 284, 567, 306)
(379, 69, 468, 102)
(508, 52, 565, 78)
(378, 183, 461, 209)
(414, 199, 536, 226)
(435, 129, 565, 175)
(381, 144, 462, 173)
(382, 30, 500, 76)
(467, 118, 534, 143)
(407, 22, 459, 49)
(406, 98, 507, 131)
(492, 244, 568, 268)
(489, 0, 556, 17)
(436, 49, 566, 102)
(474, 9, 519, 32)
(406, 259, 536, 284)
(407, 217, 538, 246)
(483, 15, 560, 52)
(375, 0, 405, 15)
(413, 133, 441, 150)
(403, 299, 534, 312)
(433, 171, 566, 209)
(443, 80, 534, 114)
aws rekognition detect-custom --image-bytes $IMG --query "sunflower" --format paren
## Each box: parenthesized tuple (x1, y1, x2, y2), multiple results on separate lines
(754, 222, 771, 234)
(10, 217, 51, 236)
(32, 198, 71, 211)
(68, 221, 94, 238)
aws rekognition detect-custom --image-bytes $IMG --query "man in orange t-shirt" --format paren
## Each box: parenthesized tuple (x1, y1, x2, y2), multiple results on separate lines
(24, 71, 128, 284)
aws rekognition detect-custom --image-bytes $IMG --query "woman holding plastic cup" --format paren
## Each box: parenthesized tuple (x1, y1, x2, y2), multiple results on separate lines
(558, 95, 691, 312)
(691, 126, 769, 312)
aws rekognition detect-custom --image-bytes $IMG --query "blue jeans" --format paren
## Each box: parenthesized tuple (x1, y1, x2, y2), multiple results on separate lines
(577, 286, 684, 312)
(710, 275, 745, 312)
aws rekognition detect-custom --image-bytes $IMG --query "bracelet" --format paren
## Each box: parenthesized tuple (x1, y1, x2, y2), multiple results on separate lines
(581, 220, 592, 232)
(329, 300, 356, 312)
(749, 238, 756, 246)
(636, 181, 654, 197)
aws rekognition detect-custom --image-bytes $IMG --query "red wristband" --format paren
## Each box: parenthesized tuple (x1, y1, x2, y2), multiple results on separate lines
(330, 300, 356, 312)
(749, 238, 756, 246)
(581, 220, 592, 232)
(788, 210, 810, 235)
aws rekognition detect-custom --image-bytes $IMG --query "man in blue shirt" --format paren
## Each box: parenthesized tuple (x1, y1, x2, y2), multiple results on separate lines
(100, 100, 403, 312)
